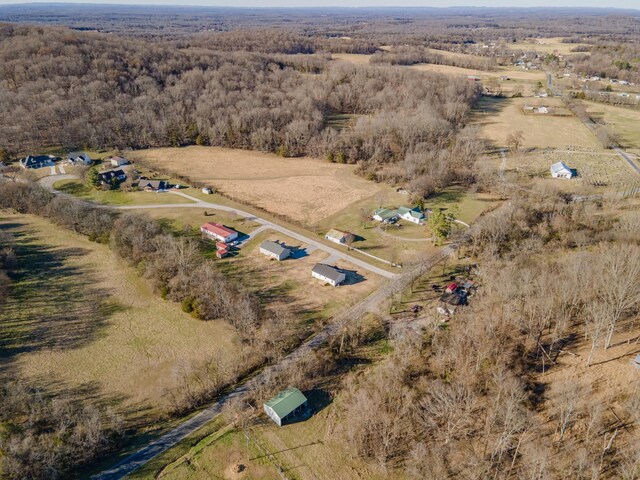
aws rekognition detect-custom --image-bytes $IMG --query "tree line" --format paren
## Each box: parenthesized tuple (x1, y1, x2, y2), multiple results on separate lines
(0, 24, 481, 196)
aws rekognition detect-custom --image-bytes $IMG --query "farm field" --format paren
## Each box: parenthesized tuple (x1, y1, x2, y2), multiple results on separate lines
(53, 179, 196, 206)
(473, 96, 605, 150)
(506, 37, 591, 56)
(133, 146, 394, 225)
(0, 212, 240, 417)
(504, 149, 635, 189)
(218, 230, 383, 321)
(582, 101, 640, 150)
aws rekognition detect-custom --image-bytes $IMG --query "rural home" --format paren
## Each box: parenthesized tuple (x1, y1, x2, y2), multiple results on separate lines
(19, 155, 55, 169)
(534, 106, 549, 114)
(311, 263, 346, 287)
(98, 169, 126, 185)
(263, 388, 308, 427)
(550, 162, 574, 179)
(67, 152, 92, 165)
(396, 206, 425, 224)
(138, 179, 169, 191)
(200, 222, 238, 243)
(259, 240, 291, 261)
(325, 229, 355, 245)
(372, 208, 399, 223)
(110, 156, 129, 167)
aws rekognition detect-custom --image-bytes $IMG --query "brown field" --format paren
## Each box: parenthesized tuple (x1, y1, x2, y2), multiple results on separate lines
(220, 230, 383, 320)
(0, 212, 239, 415)
(505, 149, 635, 189)
(331, 53, 373, 65)
(507, 37, 591, 56)
(582, 101, 640, 150)
(474, 96, 605, 150)
(133, 146, 393, 225)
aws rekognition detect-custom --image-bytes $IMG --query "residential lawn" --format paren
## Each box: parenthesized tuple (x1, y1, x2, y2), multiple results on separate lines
(217, 230, 383, 322)
(53, 179, 195, 205)
(0, 212, 240, 419)
(506, 37, 591, 56)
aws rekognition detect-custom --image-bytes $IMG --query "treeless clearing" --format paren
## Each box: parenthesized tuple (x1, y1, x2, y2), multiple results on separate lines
(0, 212, 239, 416)
(473, 96, 605, 150)
(507, 37, 591, 56)
(331, 53, 372, 64)
(582, 101, 640, 150)
(219, 231, 383, 321)
(133, 146, 392, 225)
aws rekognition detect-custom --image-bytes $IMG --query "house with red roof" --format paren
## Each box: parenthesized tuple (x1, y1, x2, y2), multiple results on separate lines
(200, 222, 238, 243)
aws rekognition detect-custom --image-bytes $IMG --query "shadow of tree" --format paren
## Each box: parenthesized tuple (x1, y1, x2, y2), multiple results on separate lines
(0, 221, 125, 368)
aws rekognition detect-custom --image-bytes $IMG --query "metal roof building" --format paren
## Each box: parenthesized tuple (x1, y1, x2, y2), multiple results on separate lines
(263, 388, 308, 426)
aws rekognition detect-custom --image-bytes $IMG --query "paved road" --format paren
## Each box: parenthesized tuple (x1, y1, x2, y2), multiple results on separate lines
(91, 239, 460, 480)
(116, 191, 399, 280)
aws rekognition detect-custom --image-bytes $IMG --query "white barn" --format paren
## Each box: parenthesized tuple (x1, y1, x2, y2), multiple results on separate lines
(263, 388, 308, 427)
(312, 263, 346, 287)
(550, 162, 574, 179)
(260, 240, 291, 261)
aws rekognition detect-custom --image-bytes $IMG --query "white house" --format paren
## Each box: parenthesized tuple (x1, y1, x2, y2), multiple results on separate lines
(200, 222, 238, 243)
(325, 229, 354, 245)
(372, 208, 399, 223)
(535, 106, 549, 114)
(550, 162, 574, 179)
(311, 263, 346, 287)
(396, 206, 425, 224)
(263, 388, 308, 427)
(67, 152, 92, 165)
(260, 240, 291, 261)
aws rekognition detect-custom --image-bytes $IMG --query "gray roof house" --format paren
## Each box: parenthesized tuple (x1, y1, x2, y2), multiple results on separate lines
(260, 240, 291, 261)
(20, 155, 55, 169)
(67, 152, 92, 165)
(311, 263, 346, 287)
(138, 179, 169, 191)
(98, 169, 126, 185)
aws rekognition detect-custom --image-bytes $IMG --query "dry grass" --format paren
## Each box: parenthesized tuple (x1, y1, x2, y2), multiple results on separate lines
(582, 101, 640, 150)
(133, 147, 389, 225)
(220, 230, 383, 321)
(474, 96, 605, 150)
(0, 212, 240, 416)
(507, 37, 591, 56)
(331, 53, 373, 65)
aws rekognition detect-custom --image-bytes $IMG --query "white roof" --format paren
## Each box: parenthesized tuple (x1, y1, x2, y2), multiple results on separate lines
(550, 162, 572, 174)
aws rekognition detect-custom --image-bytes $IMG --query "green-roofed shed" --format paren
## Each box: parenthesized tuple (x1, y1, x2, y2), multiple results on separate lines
(263, 388, 308, 426)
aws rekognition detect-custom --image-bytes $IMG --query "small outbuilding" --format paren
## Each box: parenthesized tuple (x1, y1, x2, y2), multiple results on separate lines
(312, 263, 346, 287)
(201, 187, 212, 195)
(372, 208, 399, 223)
(263, 388, 308, 427)
(550, 161, 574, 179)
(260, 240, 291, 261)
(110, 156, 129, 167)
(201, 222, 238, 243)
(325, 229, 355, 245)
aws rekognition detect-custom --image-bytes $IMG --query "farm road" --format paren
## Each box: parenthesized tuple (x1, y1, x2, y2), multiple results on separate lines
(116, 190, 399, 279)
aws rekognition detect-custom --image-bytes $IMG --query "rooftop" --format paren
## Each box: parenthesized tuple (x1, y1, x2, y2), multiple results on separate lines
(260, 240, 289, 257)
(264, 388, 307, 419)
(312, 263, 344, 282)
(201, 222, 236, 237)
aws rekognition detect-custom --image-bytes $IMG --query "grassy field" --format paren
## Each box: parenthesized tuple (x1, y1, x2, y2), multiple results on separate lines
(314, 186, 499, 265)
(218, 230, 383, 322)
(506, 149, 637, 189)
(506, 37, 591, 56)
(582, 101, 640, 150)
(133, 146, 393, 225)
(53, 179, 195, 206)
(0, 212, 240, 417)
(473, 96, 605, 150)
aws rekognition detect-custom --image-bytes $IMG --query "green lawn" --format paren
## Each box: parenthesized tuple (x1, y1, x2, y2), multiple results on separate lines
(53, 179, 195, 206)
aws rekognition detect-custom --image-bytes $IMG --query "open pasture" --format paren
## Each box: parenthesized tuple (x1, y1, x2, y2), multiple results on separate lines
(507, 37, 591, 56)
(473, 96, 604, 150)
(133, 146, 393, 225)
(582, 101, 640, 151)
(0, 213, 239, 416)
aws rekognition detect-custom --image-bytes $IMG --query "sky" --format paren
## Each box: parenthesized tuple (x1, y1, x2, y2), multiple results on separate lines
(0, 0, 638, 8)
